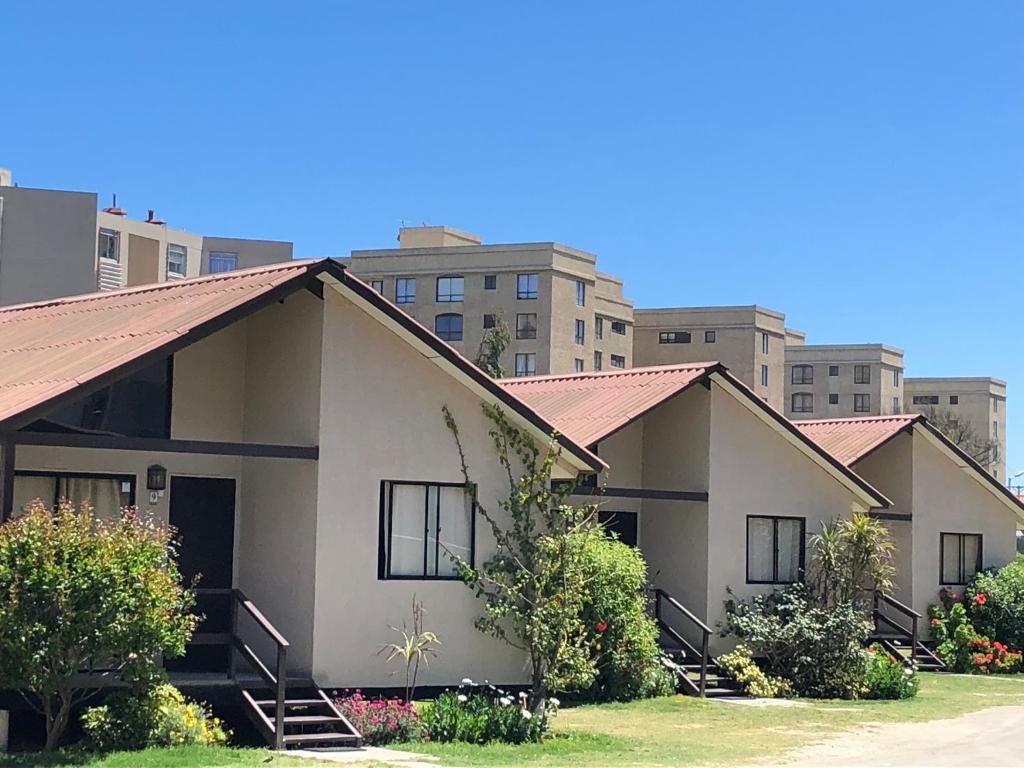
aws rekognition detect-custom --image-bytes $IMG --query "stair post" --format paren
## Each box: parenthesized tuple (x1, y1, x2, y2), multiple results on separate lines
(275, 645, 287, 750)
(699, 632, 708, 696)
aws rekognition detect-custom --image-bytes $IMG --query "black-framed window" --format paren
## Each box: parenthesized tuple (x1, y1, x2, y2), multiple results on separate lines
(483, 314, 496, 329)
(705, 330, 716, 343)
(515, 353, 537, 377)
(611, 321, 627, 336)
(791, 365, 813, 385)
(854, 393, 871, 413)
(941, 533, 982, 585)
(98, 228, 120, 262)
(516, 273, 538, 300)
(484, 275, 497, 290)
(436, 276, 464, 302)
(574, 358, 584, 373)
(950, 395, 959, 405)
(760, 365, 768, 387)
(747, 515, 805, 584)
(854, 365, 871, 384)
(791, 392, 813, 413)
(761, 332, 769, 354)
(893, 369, 900, 387)
(829, 393, 839, 405)
(598, 510, 638, 548)
(396, 278, 416, 304)
(595, 317, 604, 340)
(435, 313, 463, 341)
(378, 480, 475, 580)
(574, 319, 585, 345)
(576, 280, 586, 307)
(610, 354, 625, 368)
(913, 395, 940, 405)
(516, 313, 537, 339)
(829, 365, 839, 377)
(593, 351, 602, 371)
(370, 280, 384, 295)
(14, 471, 136, 518)
(659, 331, 691, 344)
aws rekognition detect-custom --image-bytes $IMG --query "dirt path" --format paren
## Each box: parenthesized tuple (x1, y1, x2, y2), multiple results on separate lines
(778, 705, 1024, 767)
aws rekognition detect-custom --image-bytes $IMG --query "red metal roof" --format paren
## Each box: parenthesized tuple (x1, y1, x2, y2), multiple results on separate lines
(794, 415, 920, 466)
(498, 364, 716, 447)
(0, 260, 319, 428)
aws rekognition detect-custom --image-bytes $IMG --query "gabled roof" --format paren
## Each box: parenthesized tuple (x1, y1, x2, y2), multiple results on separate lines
(0, 259, 602, 473)
(499, 363, 890, 509)
(498, 363, 718, 447)
(792, 415, 918, 466)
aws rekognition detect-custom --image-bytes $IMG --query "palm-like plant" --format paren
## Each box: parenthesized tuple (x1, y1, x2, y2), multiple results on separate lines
(377, 597, 441, 702)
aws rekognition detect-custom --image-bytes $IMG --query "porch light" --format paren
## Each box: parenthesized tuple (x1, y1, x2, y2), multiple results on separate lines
(146, 465, 167, 492)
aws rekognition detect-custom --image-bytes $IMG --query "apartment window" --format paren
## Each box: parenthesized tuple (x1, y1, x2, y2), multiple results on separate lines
(208, 251, 238, 273)
(747, 515, 805, 584)
(595, 317, 604, 340)
(14, 471, 135, 520)
(993, 399, 1000, 413)
(484, 275, 497, 290)
(829, 365, 839, 377)
(515, 353, 537, 377)
(611, 321, 626, 336)
(379, 481, 474, 580)
(436, 276, 464, 302)
(829, 394, 840, 405)
(791, 393, 813, 413)
(854, 393, 871, 413)
(574, 358, 585, 373)
(516, 313, 537, 340)
(610, 354, 626, 369)
(913, 395, 940, 405)
(791, 365, 813, 385)
(993, 421, 999, 440)
(434, 313, 463, 341)
(854, 365, 871, 384)
(940, 533, 982, 585)
(950, 395, 959, 405)
(370, 280, 384, 295)
(761, 332, 769, 354)
(890, 397, 899, 413)
(593, 351, 602, 371)
(705, 330, 716, 343)
(98, 228, 120, 262)
(167, 244, 187, 277)
(396, 278, 416, 304)
(760, 365, 768, 387)
(576, 280, 586, 307)
(893, 369, 901, 387)
(659, 331, 691, 344)
(574, 319, 585, 345)
(483, 314, 496, 329)
(516, 273, 539, 300)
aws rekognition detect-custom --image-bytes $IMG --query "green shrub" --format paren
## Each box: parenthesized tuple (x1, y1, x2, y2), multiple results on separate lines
(82, 684, 228, 752)
(725, 583, 871, 699)
(717, 644, 791, 698)
(963, 557, 1024, 649)
(863, 644, 918, 699)
(929, 602, 1023, 674)
(421, 683, 553, 744)
(575, 529, 676, 702)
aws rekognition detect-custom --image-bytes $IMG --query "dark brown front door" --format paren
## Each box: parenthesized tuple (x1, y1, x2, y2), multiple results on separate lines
(165, 476, 236, 673)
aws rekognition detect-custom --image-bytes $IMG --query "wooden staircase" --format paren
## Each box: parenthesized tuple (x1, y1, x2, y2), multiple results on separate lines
(652, 589, 745, 698)
(869, 591, 947, 673)
(193, 589, 362, 750)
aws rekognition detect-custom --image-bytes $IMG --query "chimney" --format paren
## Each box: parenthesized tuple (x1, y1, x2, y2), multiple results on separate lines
(398, 225, 482, 249)
(102, 193, 127, 216)
(0, 168, 11, 187)
(145, 209, 166, 226)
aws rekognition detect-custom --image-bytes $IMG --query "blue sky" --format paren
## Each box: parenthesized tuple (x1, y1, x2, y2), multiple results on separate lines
(2, 2, 1022, 480)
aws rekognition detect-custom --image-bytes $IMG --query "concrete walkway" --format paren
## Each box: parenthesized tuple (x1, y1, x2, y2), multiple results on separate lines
(291, 745, 439, 768)
(780, 705, 1024, 767)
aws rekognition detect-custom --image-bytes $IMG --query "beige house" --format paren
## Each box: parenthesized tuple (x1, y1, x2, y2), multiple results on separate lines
(344, 225, 634, 377)
(905, 377, 1007, 482)
(0, 259, 602, 747)
(784, 342, 905, 421)
(633, 306, 787, 410)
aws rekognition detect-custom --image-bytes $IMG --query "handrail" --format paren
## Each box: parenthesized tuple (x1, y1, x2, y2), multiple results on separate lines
(872, 591, 919, 655)
(651, 588, 710, 696)
(875, 590, 922, 619)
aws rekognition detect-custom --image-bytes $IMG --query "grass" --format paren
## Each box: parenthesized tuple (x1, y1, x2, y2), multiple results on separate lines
(0, 745, 364, 767)
(399, 673, 1024, 767)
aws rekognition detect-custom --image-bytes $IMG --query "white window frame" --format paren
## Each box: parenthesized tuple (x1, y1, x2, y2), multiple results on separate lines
(166, 243, 187, 277)
(98, 228, 120, 263)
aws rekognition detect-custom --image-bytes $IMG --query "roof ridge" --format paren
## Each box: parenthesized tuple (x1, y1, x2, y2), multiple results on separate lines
(498, 361, 719, 385)
(0, 258, 325, 315)
(795, 414, 922, 426)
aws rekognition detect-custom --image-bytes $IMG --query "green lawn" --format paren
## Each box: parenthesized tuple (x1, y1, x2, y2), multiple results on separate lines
(400, 673, 1024, 767)
(0, 746, 360, 767)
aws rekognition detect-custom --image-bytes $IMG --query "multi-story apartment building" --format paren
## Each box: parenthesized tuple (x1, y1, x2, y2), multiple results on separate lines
(783, 342, 905, 421)
(345, 226, 634, 377)
(905, 377, 1007, 482)
(632, 306, 787, 410)
(0, 167, 292, 305)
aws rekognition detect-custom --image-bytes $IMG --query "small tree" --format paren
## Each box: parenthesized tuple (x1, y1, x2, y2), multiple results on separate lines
(474, 314, 511, 378)
(377, 596, 441, 702)
(809, 510, 895, 610)
(920, 406, 999, 468)
(0, 500, 198, 750)
(443, 403, 598, 712)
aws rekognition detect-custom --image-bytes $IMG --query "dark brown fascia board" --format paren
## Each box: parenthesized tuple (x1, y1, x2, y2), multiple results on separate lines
(328, 265, 605, 473)
(14, 431, 318, 460)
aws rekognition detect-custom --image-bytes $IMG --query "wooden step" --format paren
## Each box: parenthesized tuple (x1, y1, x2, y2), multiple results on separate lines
(254, 698, 329, 708)
(280, 714, 344, 725)
(283, 732, 361, 747)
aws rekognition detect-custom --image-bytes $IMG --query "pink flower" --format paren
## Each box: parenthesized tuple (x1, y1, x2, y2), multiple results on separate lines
(975, 593, 988, 606)
(595, 621, 608, 633)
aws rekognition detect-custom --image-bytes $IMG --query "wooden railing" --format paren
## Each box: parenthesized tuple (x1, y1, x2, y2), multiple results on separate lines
(651, 588, 711, 696)
(872, 590, 920, 657)
(193, 588, 289, 750)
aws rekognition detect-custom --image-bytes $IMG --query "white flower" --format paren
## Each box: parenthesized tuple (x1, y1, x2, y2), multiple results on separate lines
(521, 709, 532, 720)
(461, 678, 474, 686)
(499, 697, 512, 706)
(457, 694, 468, 703)
(904, 668, 914, 676)
(548, 697, 560, 707)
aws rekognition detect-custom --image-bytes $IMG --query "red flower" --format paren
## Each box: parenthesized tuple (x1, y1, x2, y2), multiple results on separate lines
(595, 620, 608, 633)
(931, 618, 941, 626)
(868, 646, 876, 654)
(950, 591, 958, 601)
(975, 593, 988, 606)
(987, 653, 994, 662)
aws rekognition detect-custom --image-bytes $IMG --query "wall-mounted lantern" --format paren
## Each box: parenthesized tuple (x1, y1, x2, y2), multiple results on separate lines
(146, 465, 167, 492)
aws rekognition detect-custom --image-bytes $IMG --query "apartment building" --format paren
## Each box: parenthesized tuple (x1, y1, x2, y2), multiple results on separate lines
(345, 226, 634, 377)
(0, 167, 292, 305)
(783, 342, 905, 421)
(632, 306, 786, 410)
(905, 377, 1007, 482)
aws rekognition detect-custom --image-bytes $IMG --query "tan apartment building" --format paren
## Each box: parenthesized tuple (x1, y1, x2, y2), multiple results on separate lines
(632, 306, 787, 410)
(345, 225, 634, 377)
(0, 167, 292, 305)
(905, 377, 1007, 482)
(783, 342, 905, 421)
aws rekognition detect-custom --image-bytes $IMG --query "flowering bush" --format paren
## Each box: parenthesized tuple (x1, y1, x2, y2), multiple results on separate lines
(333, 690, 422, 745)
(963, 557, 1024, 649)
(863, 644, 918, 699)
(421, 681, 554, 744)
(717, 644, 791, 698)
(929, 600, 1023, 674)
